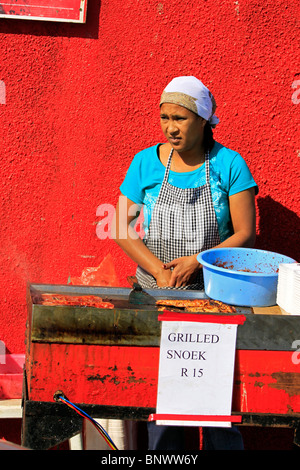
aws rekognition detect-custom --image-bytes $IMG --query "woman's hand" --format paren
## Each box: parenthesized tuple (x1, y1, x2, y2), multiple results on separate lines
(162, 254, 201, 288)
(155, 268, 173, 287)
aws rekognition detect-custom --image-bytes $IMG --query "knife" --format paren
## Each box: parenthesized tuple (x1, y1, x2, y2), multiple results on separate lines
(127, 276, 157, 305)
(127, 276, 186, 310)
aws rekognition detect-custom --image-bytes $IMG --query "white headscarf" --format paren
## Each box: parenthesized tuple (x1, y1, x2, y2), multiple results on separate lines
(160, 76, 219, 128)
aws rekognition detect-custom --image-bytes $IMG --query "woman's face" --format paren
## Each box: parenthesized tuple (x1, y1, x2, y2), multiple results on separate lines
(160, 103, 206, 154)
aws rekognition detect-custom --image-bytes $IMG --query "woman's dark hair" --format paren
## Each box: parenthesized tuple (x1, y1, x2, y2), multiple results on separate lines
(203, 121, 215, 153)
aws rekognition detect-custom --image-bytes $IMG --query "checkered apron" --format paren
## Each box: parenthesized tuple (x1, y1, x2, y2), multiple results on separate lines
(136, 148, 221, 289)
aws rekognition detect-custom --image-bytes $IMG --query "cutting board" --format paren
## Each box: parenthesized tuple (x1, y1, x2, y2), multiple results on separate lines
(252, 305, 283, 315)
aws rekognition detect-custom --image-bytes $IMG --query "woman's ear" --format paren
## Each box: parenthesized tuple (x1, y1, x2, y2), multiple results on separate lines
(198, 117, 207, 130)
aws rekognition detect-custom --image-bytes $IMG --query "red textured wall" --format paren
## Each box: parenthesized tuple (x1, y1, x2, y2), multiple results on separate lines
(0, 0, 299, 353)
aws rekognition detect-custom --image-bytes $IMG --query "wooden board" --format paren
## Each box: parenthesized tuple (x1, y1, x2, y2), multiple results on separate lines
(0, 0, 87, 23)
(252, 306, 284, 315)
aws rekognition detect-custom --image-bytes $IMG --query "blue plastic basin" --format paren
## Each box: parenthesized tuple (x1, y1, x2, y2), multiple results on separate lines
(197, 247, 296, 307)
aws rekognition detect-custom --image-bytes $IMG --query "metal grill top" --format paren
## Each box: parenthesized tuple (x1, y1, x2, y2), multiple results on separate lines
(26, 283, 299, 352)
(27, 283, 251, 346)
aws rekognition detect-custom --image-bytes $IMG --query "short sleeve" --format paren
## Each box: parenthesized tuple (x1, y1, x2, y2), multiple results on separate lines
(119, 153, 145, 205)
(229, 153, 258, 196)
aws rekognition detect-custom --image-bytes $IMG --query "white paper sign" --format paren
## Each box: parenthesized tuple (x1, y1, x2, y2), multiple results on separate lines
(156, 318, 238, 427)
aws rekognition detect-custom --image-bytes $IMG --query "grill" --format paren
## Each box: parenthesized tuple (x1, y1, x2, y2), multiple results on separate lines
(22, 283, 300, 449)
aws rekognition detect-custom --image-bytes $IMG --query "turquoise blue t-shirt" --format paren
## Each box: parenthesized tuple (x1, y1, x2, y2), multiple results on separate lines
(120, 142, 258, 242)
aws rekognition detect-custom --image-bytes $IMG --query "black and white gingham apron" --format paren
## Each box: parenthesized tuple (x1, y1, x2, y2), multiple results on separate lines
(136, 148, 221, 290)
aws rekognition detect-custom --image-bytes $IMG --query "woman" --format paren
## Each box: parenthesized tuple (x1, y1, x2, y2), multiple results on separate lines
(112, 76, 258, 449)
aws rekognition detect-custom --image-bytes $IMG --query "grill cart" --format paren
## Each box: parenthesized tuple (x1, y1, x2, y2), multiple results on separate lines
(22, 283, 300, 449)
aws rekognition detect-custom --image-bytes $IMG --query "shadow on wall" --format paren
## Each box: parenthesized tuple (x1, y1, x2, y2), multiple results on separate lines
(0, 0, 101, 39)
(256, 196, 300, 262)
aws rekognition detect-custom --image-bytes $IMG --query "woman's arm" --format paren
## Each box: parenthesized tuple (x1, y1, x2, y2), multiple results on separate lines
(111, 195, 172, 286)
(163, 187, 257, 287)
(217, 187, 257, 248)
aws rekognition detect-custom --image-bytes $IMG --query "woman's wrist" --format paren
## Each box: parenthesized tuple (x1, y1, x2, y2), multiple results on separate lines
(192, 253, 201, 270)
(152, 262, 165, 279)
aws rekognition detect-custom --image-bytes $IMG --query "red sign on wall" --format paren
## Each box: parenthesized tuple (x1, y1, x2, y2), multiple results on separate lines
(0, 0, 87, 23)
